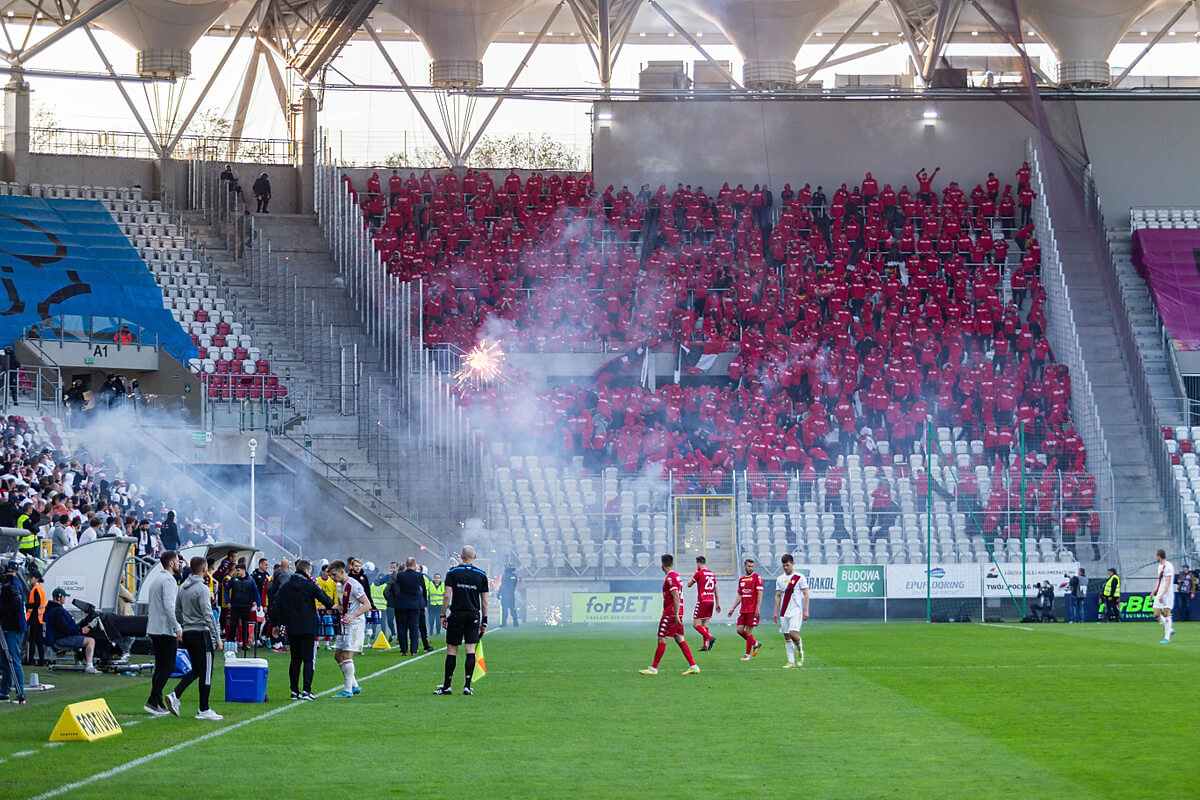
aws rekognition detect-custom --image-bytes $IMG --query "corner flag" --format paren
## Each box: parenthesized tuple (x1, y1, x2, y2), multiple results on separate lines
(472, 641, 487, 681)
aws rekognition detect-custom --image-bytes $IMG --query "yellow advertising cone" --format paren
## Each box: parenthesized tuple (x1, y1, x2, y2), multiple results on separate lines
(371, 631, 391, 650)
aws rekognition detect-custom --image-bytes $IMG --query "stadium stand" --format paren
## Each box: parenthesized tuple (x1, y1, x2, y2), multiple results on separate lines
(9, 183, 289, 402)
(1129, 208, 1200, 230)
(0, 194, 195, 360)
(338, 165, 1099, 574)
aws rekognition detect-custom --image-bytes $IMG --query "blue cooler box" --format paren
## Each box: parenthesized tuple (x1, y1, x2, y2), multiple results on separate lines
(224, 657, 269, 703)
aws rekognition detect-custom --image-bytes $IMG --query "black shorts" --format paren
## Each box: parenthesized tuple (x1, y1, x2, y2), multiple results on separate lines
(445, 614, 481, 646)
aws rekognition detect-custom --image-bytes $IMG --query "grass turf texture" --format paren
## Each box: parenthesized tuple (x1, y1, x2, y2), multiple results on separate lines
(0, 622, 1195, 799)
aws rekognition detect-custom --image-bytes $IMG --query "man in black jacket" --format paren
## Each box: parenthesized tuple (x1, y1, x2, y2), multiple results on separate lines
(226, 562, 259, 650)
(266, 559, 291, 650)
(252, 173, 271, 213)
(390, 558, 424, 656)
(274, 559, 333, 700)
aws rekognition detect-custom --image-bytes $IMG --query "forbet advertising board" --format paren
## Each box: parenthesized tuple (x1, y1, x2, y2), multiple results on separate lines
(572, 593, 661, 623)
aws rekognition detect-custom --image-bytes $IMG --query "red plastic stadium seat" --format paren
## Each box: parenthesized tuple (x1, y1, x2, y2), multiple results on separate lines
(216, 322, 231, 336)
(230, 360, 244, 374)
(1163, 426, 1174, 440)
(212, 334, 226, 348)
(194, 310, 208, 323)
(234, 347, 248, 360)
(215, 360, 230, 374)
(1182, 440, 1193, 454)
(255, 359, 269, 374)
(196, 346, 207, 359)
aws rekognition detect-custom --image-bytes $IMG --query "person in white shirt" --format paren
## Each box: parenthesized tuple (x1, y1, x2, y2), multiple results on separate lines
(77, 523, 97, 546)
(772, 553, 811, 668)
(1153, 549, 1175, 644)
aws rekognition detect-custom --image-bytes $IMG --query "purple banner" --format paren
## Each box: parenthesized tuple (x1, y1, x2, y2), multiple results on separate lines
(1131, 229, 1200, 348)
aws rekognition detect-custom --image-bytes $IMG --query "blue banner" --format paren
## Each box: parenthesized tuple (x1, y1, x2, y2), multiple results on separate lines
(0, 196, 195, 359)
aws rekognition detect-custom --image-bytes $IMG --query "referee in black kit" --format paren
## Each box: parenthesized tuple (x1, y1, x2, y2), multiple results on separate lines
(435, 545, 490, 696)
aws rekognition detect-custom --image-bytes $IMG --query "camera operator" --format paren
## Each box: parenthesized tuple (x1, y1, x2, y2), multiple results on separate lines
(1033, 581, 1056, 622)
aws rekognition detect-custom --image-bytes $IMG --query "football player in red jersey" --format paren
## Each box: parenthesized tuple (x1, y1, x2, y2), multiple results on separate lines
(727, 558, 763, 660)
(640, 554, 700, 676)
(687, 556, 720, 651)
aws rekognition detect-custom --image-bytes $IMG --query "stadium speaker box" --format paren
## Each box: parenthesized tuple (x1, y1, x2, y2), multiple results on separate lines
(931, 68, 967, 89)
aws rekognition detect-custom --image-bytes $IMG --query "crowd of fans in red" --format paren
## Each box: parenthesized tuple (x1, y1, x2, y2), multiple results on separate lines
(344, 163, 1095, 548)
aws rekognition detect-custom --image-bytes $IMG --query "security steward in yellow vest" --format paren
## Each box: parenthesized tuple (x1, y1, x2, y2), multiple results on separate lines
(16, 502, 39, 555)
(370, 578, 393, 642)
(1100, 568, 1122, 622)
(425, 572, 445, 638)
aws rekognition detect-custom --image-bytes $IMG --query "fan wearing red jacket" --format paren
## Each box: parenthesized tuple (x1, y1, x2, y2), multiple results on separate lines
(639, 554, 700, 676)
(727, 558, 764, 661)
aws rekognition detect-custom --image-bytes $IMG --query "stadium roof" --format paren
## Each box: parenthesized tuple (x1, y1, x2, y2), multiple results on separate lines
(1, 0, 1195, 161)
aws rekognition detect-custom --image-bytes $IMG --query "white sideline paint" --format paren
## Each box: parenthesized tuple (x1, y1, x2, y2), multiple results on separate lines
(28, 647, 446, 800)
(979, 623, 1035, 631)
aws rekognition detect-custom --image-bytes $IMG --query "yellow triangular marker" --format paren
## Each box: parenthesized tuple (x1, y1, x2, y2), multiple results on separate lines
(472, 640, 486, 681)
(371, 631, 391, 650)
(49, 699, 123, 742)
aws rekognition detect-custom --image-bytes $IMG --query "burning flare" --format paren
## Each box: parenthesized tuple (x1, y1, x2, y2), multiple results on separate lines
(456, 340, 506, 389)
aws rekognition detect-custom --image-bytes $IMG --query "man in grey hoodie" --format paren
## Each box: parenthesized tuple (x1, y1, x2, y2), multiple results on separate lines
(144, 550, 183, 716)
(50, 515, 73, 558)
(165, 556, 223, 720)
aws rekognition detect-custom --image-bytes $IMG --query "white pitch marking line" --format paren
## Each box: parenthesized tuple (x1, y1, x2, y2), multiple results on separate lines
(979, 623, 1034, 631)
(13, 750, 36, 757)
(27, 647, 446, 800)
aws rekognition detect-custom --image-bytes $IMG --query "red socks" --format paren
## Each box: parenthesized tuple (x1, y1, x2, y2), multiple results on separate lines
(652, 641, 666, 668)
(744, 634, 757, 655)
(694, 623, 711, 643)
(678, 640, 696, 667)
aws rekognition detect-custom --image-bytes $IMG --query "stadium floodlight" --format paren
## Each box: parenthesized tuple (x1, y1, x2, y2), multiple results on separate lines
(248, 438, 258, 548)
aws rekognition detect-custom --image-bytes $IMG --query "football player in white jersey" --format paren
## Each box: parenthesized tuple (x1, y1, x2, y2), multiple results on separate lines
(330, 559, 370, 696)
(772, 554, 810, 668)
(1153, 549, 1175, 644)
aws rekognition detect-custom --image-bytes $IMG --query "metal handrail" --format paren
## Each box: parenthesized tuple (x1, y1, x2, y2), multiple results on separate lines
(1024, 140, 1118, 570)
(273, 428, 444, 556)
(135, 425, 304, 557)
(1082, 166, 1186, 554)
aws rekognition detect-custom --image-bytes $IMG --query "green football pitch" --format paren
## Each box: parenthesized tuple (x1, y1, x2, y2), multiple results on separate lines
(1, 621, 1195, 800)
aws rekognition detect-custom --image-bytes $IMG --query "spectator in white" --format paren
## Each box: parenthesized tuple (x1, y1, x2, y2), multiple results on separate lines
(105, 516, 122, 538)
(77, 519, 98, 546)
(135, 519, 157, 559)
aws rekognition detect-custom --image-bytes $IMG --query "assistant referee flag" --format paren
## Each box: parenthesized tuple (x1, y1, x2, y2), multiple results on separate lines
(472, 641, 487, 681)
